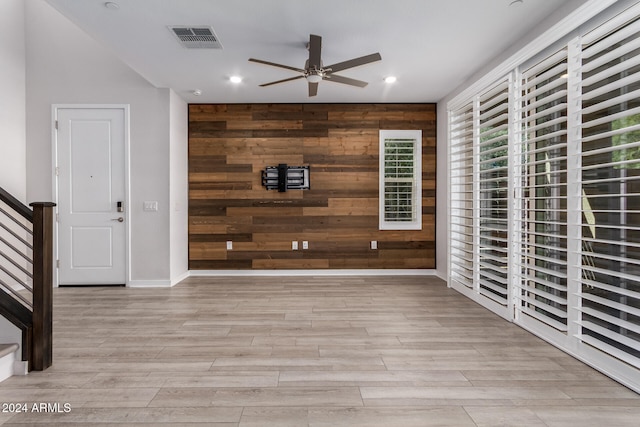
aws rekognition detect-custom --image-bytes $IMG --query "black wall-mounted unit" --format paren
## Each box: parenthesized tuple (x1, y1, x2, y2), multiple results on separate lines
(261, 164, 310, 192)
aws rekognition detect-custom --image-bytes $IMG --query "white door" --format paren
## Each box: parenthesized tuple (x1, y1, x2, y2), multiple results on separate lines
(56, 107, 127, 285)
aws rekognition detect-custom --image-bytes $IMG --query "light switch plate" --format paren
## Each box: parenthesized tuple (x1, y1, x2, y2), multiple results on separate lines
(292, 241, 298, 250)
(371, 240, 378, 250)
(302, 241, 309, 250)
(143, 201, 158, 212)
(226, 241, 233, 250)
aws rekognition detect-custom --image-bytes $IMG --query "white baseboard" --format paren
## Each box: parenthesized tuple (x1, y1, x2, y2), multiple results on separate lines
(127, 271, 189, 288)
(13, 360, 28, 376)
(127, 279, 173, 288)
(434, 270, 448, 282)
(126, 269, 440, 287)
(189, 269, 438, 277)
(0, 348, 16, 383)
(170, 271, 190, 286)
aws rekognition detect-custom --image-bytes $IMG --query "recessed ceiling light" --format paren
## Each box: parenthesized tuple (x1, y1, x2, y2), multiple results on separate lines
(230, 76, 242, 84)
(193, 89, 202, 96)
(104, 2, 120, 10)
(384, 76, 397, 84)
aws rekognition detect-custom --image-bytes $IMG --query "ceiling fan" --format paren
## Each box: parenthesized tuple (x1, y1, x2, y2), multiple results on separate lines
(249, 34, 382, 97)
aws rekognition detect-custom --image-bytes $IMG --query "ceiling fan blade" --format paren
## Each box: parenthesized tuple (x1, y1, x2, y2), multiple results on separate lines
(249, 58, 305, 73)
(259, 75, 305, 87)
(308, 82, 319, 97)
(308, 34, 322, 69)
(324, 74, 368, 88)
(325, 53, 382, 73)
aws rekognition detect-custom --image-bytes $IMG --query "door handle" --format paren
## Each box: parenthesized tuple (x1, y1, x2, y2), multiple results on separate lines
(111, 217, 124, 222)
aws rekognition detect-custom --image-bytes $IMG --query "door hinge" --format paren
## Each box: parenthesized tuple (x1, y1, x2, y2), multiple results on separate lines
(55, 167, 59, 176)
(56, 260, 60, 268)
(56, 213, 59, 222)
(55, 120, 58, 130)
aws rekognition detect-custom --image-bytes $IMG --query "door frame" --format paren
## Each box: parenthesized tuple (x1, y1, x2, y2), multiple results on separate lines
(51, 104, 131, 287)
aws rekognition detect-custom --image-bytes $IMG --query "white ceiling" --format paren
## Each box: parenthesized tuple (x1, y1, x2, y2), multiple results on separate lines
(45, 0, 580, 104)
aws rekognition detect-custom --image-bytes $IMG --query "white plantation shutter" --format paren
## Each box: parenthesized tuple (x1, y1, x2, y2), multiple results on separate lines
(578, 13, 640, 365)
(514, 49, 570, 332)
(448, 3, 640, 391)
(379, 130, 422, 230)
(477, 80, 511, 306)
(450, 102, 475, 290)
(448, 78, 512, 316)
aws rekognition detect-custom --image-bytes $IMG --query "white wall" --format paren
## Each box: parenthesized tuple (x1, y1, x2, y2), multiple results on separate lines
(169, 90, 189, 283)
(25, 0, 176, 283)
(0, 0, 27, 357)
(0, 0, 27, 201)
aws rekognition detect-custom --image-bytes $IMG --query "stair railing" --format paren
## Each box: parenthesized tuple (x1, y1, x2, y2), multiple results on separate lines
(0, 186, 55, 371)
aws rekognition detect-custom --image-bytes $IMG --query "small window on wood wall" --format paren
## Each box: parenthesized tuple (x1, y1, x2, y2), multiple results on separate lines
(379, 130, 422, 230)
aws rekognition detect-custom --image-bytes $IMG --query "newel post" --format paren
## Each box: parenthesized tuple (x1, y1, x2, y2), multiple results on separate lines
(29, 202, 56, 371)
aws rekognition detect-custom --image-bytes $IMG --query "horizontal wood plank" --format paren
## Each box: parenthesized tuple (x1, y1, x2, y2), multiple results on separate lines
(189, 103, 436, 270)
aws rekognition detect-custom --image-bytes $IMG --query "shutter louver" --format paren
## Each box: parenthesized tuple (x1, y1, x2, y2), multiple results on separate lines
(450, 103, 475, 289)
(384, 139, 416, 222)
(515, 49, 570, 332)
(578, 14, 640, 364)
(477, 80, 510, 305)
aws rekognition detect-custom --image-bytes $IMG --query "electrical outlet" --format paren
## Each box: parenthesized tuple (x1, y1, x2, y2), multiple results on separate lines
(143, 201, 158, 212)
(292, 241, 298, 250)
(371, 240, 378, 250)
(302, 241, 309, 250)
(226, 241, 233, 250)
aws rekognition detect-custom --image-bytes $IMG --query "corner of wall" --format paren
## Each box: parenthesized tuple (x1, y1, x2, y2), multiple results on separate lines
(169, 90, 189, 282)
(435, 101, 449, 280)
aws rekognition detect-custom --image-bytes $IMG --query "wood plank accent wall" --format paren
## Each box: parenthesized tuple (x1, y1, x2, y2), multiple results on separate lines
(188, 103, 436, 270)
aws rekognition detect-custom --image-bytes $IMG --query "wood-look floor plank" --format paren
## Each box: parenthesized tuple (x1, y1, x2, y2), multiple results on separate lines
(147, 386, 364, 408)
(0, 275, 638, 426)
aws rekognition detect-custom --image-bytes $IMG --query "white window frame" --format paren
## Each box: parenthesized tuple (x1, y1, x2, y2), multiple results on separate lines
(379, 130, 422, 230)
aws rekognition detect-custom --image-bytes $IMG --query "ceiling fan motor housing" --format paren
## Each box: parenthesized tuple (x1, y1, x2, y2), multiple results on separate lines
(305, 69, 324, 83)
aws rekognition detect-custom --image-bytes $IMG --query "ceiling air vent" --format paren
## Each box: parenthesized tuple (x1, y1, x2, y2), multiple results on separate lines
(169, 26, 223, 49)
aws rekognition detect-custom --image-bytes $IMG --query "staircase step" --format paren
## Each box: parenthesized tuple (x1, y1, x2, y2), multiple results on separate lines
(0, 343, 19, 383)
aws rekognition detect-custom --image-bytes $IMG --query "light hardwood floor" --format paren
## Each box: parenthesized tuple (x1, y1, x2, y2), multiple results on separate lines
(0, 275, 639, 426)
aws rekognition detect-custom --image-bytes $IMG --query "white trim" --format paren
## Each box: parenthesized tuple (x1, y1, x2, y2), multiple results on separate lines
(507, 70, 518, 323)
(123, 270, 437, 286)
(127, 279, 175, 288)
(0, 346, 17, 382)
(378, 129, 423, 230)
(434, 269, 448, 282)
(189, 269, 437, 277)
(565, 35, 584, 350)
(52, 104, 131, 287)
(51, 108, 58, 288)
(445, 109, 452, 289)
(125, 270, 438, 287)
(170, 271, 190, 286)
(13, 360, 28, 376)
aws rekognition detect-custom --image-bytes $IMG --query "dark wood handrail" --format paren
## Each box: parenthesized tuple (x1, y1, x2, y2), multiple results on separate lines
(0, 187, 33, 221)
